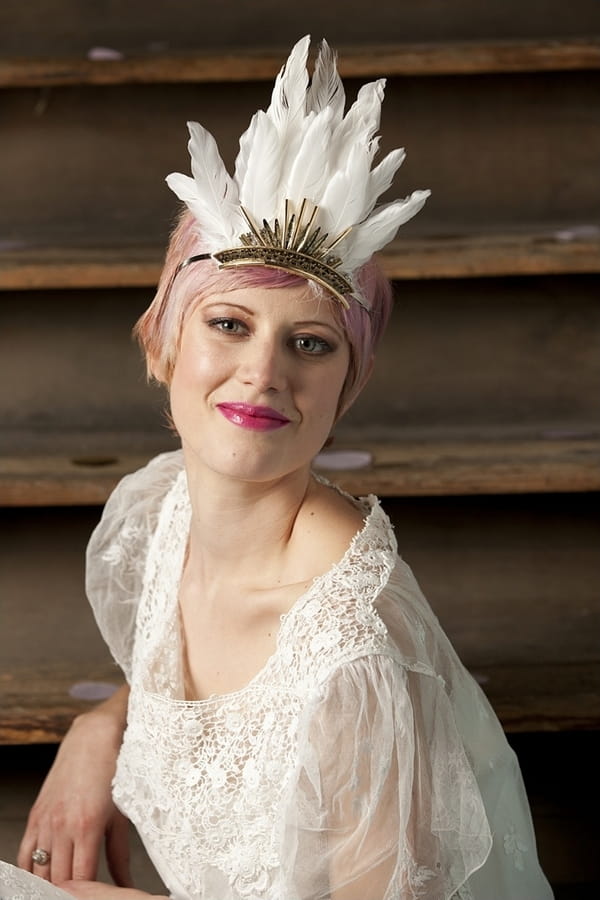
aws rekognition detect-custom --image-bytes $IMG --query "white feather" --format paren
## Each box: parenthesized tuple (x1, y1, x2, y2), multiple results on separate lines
(320, 141, 370, 236)
(330, 79, 385, 168)
(266, 35, 310, 135)
(344, 191, 431, 269)
(169, 121, 241, 244)
(284, 107, 333, 205)
(234, 111, 260, 190)
(307, 40, 344, 121)
(238, 111, 281, 224)
(363, 148, 407, 217)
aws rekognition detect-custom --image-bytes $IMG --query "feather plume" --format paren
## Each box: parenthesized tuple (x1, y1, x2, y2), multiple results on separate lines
(234, 111, 260, 190)
(166, 36, 429, 306)
(319, 141, 370, 236)
(330, 79, 385, 168)
(307, 40, 344, 120)
(363, 148, 407, 217)
(238, 111, 282, 224)
(266, 35, 310, 136)
(344, 191, 431, 269)
(167, 121, 241, 246)
(284, 107, 333, 204)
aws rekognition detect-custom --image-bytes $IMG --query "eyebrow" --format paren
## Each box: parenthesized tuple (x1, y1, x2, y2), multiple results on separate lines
(202, 302, 344, 337)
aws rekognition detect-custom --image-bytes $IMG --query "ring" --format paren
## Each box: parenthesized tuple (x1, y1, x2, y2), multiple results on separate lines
(31, 848, 51, 866)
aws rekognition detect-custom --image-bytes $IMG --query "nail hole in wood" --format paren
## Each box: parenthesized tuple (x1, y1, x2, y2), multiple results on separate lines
(71, 456, 119, 468)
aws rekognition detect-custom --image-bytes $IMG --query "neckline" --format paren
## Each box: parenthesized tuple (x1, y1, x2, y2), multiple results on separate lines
(148, 467, 395, 706)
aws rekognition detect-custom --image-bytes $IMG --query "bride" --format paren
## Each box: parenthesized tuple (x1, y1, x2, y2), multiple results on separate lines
(5, 36, 553, 900)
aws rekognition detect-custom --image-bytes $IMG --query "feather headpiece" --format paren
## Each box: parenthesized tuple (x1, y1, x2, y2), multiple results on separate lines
(167, 36, 430, 308)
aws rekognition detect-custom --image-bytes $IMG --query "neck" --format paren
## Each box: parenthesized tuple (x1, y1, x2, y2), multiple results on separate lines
(181, 443, 313, 591)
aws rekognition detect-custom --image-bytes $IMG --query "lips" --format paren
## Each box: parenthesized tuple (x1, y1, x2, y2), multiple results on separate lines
(216, 403, 291, 432)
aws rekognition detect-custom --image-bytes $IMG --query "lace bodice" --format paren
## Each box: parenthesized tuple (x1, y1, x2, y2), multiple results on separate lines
(81, 451, 553, 900)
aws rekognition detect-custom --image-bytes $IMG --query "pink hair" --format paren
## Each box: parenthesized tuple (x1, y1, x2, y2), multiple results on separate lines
(135, 209, 393, 414)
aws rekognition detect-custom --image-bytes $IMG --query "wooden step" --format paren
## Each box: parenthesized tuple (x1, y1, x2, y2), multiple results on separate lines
(1, 38, 599, 88)
(2, 227, 599, 291)
(2, 659, 598, 743)
(1, 434, 598, 506)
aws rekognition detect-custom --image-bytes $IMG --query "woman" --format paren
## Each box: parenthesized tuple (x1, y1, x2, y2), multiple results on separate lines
(7, 37, 553, 900)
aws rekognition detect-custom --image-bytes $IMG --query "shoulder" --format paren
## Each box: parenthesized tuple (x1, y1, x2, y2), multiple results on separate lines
(86, 449, 184, 568)
(293, 477, 390, 582)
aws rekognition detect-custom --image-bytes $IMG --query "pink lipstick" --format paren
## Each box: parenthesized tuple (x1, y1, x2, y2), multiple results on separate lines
(216, 403, 291, 432)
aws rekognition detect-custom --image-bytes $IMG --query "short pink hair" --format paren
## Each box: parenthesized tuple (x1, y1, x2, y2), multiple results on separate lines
(135, 209, 393, 415)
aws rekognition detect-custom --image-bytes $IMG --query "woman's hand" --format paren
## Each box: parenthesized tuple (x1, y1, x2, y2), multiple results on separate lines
(59, 881, 168, 900)
(18, 685, 131, 886)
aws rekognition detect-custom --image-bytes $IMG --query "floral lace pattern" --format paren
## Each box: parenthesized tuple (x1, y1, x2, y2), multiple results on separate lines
(504, 824, 529, 871)
(0, 862, 72, 900)
(113, 468, 398, 898)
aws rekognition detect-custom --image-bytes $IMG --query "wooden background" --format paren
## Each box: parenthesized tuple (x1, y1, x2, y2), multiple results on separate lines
(1, 1, 599, 894)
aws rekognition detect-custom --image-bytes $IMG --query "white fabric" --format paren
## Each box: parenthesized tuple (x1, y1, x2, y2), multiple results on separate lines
(1, 450, 553, 900)
(0, 861, 73, 898)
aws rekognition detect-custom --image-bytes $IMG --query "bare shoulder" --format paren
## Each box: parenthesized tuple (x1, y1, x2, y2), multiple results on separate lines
(292, 479, 367, 579)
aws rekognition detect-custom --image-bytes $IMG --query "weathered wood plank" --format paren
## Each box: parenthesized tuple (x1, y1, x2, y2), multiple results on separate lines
(314, 436, 600, 497)
(0, 664, 122, 744)
(381, 228, 600, 279)
(2, 228, 599, 290)
(1, 436, 598, 505)
(0, 244, 162, 291)
(1, 39, 600, 88)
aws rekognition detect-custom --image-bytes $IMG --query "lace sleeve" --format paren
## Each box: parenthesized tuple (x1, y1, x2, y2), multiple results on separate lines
(0, 861, 73, 899)
(279, 654, 492, 900)
(85, 450, 184, 682)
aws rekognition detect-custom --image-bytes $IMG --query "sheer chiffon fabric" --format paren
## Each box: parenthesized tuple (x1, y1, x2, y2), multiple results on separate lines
(1, 451, 553, 900)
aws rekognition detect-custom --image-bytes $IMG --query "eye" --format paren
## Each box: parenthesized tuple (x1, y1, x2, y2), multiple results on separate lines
(293, 335, 333, 355)
(207, 317, 246, 335)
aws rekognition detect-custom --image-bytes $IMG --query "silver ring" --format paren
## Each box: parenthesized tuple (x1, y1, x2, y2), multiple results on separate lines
(31, 848, 51, 866)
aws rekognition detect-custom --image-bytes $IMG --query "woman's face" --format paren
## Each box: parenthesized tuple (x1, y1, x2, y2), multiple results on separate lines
(169, 284, 350, 484)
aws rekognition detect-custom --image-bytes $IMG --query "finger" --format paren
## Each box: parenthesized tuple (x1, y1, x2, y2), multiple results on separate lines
(106, 812, 133, 888)
(17, 828, 37, 872)
(71, 829, 103, 882)
(48, 833, 74, 885)
(17, 805, 45, 872)
(31, 832, 53, 882)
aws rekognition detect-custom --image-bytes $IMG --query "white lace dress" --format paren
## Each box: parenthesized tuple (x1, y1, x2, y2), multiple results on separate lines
(1, 451, 553, 900)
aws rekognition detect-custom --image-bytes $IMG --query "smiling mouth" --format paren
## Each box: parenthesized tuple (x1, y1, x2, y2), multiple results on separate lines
(216, 403, 291, 431)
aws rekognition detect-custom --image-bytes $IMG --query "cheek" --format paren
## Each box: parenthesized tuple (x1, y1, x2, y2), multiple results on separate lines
(169, 342, 222, 427)
(308, 360, 349, 426)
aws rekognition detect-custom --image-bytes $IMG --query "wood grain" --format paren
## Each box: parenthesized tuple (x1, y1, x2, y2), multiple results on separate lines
(1, 39, 599, 88)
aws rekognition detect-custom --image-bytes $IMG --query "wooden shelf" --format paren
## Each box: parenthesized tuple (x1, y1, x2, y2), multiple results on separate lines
(0, 663, 121, 744)
(2, 227, 599, 291)
(1, 435, 598, 506)
(314, 435, 600, 498)
(1, 659, 597, 743)
(0, 244, 162, 291)
(1, 38, 599, 88)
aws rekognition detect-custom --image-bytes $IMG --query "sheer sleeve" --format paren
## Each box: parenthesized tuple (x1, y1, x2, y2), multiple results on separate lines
(280, 654, 492, 900)
(85, 450, 184, 682)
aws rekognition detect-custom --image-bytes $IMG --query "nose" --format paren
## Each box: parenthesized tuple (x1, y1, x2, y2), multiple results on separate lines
(238, 335, 288, 393)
